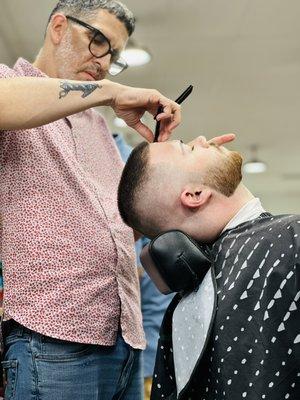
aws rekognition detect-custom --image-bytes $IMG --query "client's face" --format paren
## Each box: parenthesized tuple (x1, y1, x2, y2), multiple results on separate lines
(148, 135, 243, 196)
(149, 136, 233, 171)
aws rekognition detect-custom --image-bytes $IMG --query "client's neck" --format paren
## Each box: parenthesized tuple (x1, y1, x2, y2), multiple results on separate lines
(224, 183, 255, 223)
(185, 183, 255, 243)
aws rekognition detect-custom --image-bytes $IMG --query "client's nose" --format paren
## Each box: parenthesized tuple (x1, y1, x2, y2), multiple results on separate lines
(189, 135, 209, 148)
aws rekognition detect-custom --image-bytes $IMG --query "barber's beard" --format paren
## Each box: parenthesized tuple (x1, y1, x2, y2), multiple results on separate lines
(203, 151, 243, 197)
(55, 31, 82, 80)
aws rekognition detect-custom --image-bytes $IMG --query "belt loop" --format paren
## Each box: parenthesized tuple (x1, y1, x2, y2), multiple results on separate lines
(17, 325, 25, 338)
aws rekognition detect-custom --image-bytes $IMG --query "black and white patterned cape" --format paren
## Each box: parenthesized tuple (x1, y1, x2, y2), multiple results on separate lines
(151, 213, 300, 400)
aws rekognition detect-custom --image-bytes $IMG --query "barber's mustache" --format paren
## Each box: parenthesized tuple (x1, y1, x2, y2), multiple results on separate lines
(83, 65, 105, 80)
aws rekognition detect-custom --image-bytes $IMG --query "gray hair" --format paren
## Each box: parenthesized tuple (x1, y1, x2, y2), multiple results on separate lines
(48, 0, 135, 36)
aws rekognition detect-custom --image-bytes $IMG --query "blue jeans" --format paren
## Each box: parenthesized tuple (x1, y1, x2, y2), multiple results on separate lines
(2, 321, 143, 400)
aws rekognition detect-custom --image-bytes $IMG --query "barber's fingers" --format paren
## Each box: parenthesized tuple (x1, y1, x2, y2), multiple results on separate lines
(156, 100, 181, 123)
(155, 99, 181, 142)
(128, 115, 179, 143)
(131, 119, 155, 142)
(112, 86, 181, 139)
(128, 89, 181, 128)
(154, 96, 180, 114)
(156, 115, 181, 142)
(208, 133, 236, 146)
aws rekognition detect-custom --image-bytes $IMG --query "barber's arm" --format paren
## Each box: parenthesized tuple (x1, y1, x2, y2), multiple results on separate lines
(133, 229, 143, 242)
(0, 77, 181, 141)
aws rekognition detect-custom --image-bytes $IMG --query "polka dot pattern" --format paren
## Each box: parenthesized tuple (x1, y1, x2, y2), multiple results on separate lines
(0, 59, 145, 349)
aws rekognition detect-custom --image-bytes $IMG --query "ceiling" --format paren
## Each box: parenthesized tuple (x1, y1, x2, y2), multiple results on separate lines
(1, 0, 299, 214)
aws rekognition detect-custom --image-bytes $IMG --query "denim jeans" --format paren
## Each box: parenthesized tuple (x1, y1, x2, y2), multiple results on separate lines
(2, 321, 143, 400)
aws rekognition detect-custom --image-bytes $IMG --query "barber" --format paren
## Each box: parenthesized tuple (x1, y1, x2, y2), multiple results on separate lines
(0, 1, 180, 399)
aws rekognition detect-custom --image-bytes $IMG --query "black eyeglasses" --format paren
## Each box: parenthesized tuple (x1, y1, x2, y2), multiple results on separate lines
(66, 15, 128, 76)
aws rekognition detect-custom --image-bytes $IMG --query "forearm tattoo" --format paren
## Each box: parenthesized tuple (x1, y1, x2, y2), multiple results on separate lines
(59, 81, 102, 99)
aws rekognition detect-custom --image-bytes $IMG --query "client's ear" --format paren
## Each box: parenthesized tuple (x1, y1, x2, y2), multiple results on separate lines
(180, 186, 212, 209)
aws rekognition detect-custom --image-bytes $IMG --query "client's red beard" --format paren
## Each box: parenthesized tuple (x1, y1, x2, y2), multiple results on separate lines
(203, 151, 243, 197)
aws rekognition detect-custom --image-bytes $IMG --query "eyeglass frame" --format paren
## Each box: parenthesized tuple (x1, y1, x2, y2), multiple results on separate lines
(65, 15, 128, 75)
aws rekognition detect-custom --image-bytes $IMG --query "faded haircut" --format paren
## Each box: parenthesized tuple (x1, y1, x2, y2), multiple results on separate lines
(48, 0, 135, 35)
(118, 141, 151, 234)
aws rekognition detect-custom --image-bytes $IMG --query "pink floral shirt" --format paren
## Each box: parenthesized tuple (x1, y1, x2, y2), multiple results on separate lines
(0, 58, 145, 349)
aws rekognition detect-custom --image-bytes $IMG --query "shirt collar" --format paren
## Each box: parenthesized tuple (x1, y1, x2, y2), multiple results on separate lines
(221, 198, 266, 234)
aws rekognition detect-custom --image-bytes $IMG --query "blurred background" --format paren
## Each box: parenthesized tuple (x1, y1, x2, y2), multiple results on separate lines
(1, 0, 299, 214)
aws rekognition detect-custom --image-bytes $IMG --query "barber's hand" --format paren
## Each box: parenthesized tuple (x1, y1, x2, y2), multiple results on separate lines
(110, 85, 181, 142)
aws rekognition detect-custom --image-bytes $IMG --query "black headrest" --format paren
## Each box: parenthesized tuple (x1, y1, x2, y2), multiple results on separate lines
(140, 230, 211, 294)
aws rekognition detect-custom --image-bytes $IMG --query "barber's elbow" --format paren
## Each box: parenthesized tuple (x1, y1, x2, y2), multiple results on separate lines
(133, 229, 143, 241)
